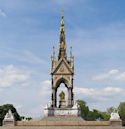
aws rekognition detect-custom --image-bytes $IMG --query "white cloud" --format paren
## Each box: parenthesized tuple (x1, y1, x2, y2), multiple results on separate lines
(39, 80, 51, 96)
(74, 86, 124, 97)
(0, 9, 7, 17)
(92, 69, 125, 81)
(92, 73, 110, 81)
(104, 87, 121, 92)
(0, 65, 31, 88)
(74, 86, 125, 111)
(15, 104, 22, 110)
(108, 69, 119, 75)
(23, 51, 46, 64)
(0, 89, 3, 93)
(39, 80, 51, 113)
(115, 72, 125, 81)
(0, 49, 46, 65)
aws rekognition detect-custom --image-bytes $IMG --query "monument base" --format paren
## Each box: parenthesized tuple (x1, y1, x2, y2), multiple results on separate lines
(109, 112, 122, 126)
(3, 120, 15, 126)
(2, 110, 15, 126)
(44, 107, 81, 117)
(59, 100, 66, 108)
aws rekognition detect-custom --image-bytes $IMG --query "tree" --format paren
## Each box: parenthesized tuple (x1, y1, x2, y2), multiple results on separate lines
(77, 99, 110, 121)
(100, 112, 110, 120)
(86, 111, 95, 120)
(20, 116, 32, 121)
(0, 104, 21, 126)
(86, 109, 105, 121)
(77, 100, 89, 119)
(92, 109, 103, 120)
(118, 102, 125, 126)
(0, 106, 4, 126)
(20, 116, 25, 120)
(107, 107, 117, 115)
(26, 117, 32, 121)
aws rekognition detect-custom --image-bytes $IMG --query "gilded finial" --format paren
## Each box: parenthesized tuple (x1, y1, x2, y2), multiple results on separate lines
(60, 9, 64, 26)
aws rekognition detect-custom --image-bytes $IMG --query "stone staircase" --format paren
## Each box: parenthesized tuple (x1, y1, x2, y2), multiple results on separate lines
(0, 126, 125, 129)
(42, 116, 83, 122)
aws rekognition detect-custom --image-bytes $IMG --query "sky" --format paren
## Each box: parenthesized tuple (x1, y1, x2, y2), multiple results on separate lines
(0, 0, 125, 118)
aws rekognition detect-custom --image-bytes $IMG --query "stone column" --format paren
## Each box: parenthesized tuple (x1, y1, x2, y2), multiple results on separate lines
(71, 78, 74, 106)
(68, 88, 72, 107)
(52, 89, 56, 107)
(71, 89, 74, 106)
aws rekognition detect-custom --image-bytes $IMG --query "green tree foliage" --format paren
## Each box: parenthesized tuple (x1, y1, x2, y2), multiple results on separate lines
(86, 110, 95, 120)
(77, 100, 89, 119)
(100, 112, 110, 120)
(0, 104, 21, 126)
(26, 117, 32, 121)
(107, 107, 117, 114)
(118, 102, 125, 126)
(86, 109, 109, 121)
(77, 100, 110, 121)
(20, 116, 32, 121)
(20, 116, 25, 120)
(0, 106, 4, 126)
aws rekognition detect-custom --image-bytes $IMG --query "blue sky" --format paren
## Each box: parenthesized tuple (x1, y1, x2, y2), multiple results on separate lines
(0, 0, 125, 118)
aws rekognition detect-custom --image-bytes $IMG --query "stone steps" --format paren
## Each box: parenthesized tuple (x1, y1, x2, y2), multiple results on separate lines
(0, 126, 125, 129)
(42, 116, 83, 121)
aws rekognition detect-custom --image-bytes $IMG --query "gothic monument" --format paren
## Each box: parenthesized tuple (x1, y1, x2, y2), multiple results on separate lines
(44, 13, 80, 117)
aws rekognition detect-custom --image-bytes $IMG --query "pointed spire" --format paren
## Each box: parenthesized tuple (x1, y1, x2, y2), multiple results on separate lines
(58, 10, 67, 60)
(70, 46, 73, 58)
(60, 9, 64, 26)
(53, 46, 55, 58)
(51, 46, 55, 61)
(60, 9, 66, 47)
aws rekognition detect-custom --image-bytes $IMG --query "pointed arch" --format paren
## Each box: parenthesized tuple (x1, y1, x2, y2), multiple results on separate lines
(55, 77, 69, 90)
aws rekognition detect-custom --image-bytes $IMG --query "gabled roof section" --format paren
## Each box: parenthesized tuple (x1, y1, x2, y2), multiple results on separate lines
(52, 58, 73, 75)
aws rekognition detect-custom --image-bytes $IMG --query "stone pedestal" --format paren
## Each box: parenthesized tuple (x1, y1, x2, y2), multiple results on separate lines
(44, 101, 81, 117)
(110, 120, 122, 126)
(44, 107, 81, 117)
(59, 100, 66, 108)
(3, 120, 15, 126)
(3, 110, 15, 126)
(109, 112, 122, 126)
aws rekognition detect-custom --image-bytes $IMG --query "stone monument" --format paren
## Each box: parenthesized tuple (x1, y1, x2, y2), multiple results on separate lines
(110, 111, 122, 126)
(3, 109, 15, 126)
(44, 12, 80, 117)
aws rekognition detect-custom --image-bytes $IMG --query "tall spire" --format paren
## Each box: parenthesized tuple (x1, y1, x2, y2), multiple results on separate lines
(58, 10, 67, 60)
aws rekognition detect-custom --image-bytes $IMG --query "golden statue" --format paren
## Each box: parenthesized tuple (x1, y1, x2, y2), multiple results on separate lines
(59, 91, 65, 101)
